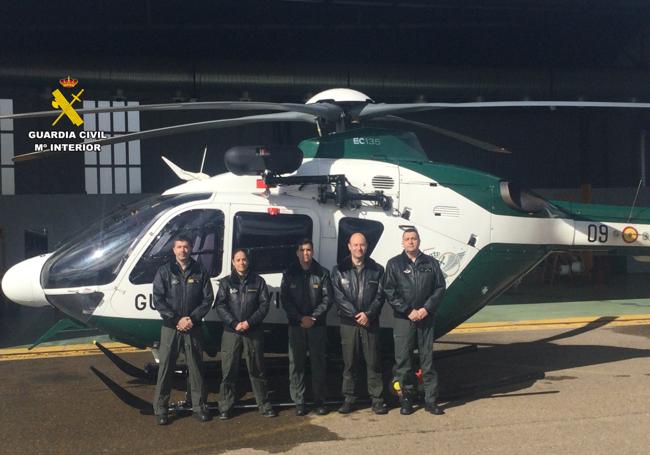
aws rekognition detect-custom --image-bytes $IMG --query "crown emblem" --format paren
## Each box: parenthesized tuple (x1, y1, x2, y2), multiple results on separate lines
(59, 76, 79, 88)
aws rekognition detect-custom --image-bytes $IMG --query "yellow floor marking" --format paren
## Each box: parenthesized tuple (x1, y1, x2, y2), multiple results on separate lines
(0, 342, 146, 361)
(452, 314, 650, 334)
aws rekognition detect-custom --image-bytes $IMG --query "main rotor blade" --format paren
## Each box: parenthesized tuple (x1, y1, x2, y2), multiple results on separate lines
(13, 111, 317, 162)
(359, 100, 650, 120)
(370, 115, 510, 154)
(1, 101, 343, 123)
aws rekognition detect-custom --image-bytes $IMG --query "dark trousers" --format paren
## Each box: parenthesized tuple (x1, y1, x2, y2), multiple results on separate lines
(288, 325, 327, 404)
(340, 323, 384, 404)
(219, 329, 272, 413)
(393, 317, 438, 404)
(153, 325, 205, 416)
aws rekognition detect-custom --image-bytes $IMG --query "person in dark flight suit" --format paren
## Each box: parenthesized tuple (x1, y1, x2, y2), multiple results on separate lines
(384, 229, 446, 415)
(215, 248, 276, 419)
(331, 232, 388, 415)
(281, 238, 332, 416)
(152, 234, 213, 425)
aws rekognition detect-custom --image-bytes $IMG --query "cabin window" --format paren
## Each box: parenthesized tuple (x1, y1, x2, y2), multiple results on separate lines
(232, 211, 313, 274)
(337, 217, 384, 264)
(129, 209, 225, 284)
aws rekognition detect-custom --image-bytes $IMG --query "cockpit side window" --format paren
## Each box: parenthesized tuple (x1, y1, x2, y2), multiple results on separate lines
(129, 209, 225, 284)
(232, 211, 313, 274)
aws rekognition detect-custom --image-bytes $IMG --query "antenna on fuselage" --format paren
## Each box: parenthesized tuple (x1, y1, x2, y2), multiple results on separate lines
(627, 178, 644, 222)
(200, 145, 207, 174)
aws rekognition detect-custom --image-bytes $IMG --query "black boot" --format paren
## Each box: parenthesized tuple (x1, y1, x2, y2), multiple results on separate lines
(372, 401, 389, 415)
(425, 402, 444, 415)
(399, 396, 414, 415)
(338, 400, 354, 414)
(314, 401, 329, 415)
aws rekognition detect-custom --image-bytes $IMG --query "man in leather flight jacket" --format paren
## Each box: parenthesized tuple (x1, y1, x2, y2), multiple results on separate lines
(331, 232, 388, 415)
(152, 235, 213, 425)
(384, 228, 446, 416)
(281, 238, 332, 416)
(215, 248, 276, 419)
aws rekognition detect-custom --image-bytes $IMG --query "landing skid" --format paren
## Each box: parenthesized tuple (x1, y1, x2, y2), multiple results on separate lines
(94, 339, 533, 415)
(91, 364, 347, 416)
(168, 399, 346, 413)
(92, 341, 347, 414)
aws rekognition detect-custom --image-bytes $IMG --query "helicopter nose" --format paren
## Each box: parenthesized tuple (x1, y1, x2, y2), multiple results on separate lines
(1, 254, 51, 307)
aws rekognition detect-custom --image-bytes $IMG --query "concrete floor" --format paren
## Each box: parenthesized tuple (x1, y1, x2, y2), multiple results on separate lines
(1, 321, 649, 454)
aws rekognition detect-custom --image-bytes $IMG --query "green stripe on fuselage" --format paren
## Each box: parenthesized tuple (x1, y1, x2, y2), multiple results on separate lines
(551, 200, 650, 224)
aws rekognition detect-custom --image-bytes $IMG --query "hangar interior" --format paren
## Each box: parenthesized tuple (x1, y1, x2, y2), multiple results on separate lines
(1, 0, 650, 346)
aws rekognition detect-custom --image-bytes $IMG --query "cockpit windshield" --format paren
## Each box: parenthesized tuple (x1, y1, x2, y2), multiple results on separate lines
(41, 193, 211, 289)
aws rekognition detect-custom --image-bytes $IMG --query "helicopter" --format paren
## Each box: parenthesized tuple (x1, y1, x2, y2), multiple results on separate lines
(3, 87, 650, 358)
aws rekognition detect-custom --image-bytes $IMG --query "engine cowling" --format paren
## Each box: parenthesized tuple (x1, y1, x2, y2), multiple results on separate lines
(224, 145, 303, 176)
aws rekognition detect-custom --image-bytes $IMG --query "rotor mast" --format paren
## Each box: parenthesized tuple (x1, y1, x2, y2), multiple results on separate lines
(306, 88, 374, 134)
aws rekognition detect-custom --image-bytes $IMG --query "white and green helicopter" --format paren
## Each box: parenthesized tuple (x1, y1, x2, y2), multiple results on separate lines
(3, 88, 650, 357)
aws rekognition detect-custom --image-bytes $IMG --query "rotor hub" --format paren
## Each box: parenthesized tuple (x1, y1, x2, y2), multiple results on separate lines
(306, 88, 374, 104)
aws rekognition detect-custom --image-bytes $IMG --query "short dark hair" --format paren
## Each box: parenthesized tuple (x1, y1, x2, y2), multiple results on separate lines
(173, 234, 193, 246)
(296, 238, 313, 250)
(402, 228, 419, 239)
(232, 248, 248, 260)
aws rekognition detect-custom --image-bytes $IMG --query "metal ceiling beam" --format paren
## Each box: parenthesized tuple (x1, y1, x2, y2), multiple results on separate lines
(1, 59, 649, 102)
